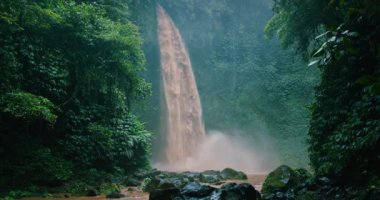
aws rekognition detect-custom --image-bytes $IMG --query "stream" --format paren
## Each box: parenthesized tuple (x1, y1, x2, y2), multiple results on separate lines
(21, 174, 266, 200)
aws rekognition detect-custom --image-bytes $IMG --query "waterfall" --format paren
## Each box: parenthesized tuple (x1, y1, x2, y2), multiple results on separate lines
(157, 5, 206, 165)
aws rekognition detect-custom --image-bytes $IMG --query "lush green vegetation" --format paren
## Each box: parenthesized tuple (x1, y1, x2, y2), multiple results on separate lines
(265, 0, 380, 197)
(0, 0, 151, 195)
(1, 0, 379, 199)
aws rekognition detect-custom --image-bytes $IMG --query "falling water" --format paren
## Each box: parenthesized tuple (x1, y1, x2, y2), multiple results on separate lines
(157, 5, 206, 165)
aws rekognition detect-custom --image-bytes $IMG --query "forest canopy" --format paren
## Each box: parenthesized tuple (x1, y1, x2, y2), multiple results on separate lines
(267, 0, 380, 186)
(0, 0, 151, 191)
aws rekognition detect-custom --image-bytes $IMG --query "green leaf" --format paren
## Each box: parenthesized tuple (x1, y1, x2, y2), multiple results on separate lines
(370, 83, 380, 96)
(315, 31, 330, 40)
(308, 60, 320, 67)
(0, 92, 58, 123)
(356, 75, 377, 86)
(311, 44, 326, 58)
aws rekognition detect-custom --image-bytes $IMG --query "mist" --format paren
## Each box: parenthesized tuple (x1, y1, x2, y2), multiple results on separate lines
(154, 130, 278, 174)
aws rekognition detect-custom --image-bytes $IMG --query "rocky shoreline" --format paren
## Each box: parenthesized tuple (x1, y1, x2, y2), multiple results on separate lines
(20, 165, 380, 200)
(142, 168, 261, 200)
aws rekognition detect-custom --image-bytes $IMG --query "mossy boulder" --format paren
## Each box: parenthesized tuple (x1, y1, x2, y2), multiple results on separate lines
(262, 165, 311, 199)
(158, 177, 188, 189)
(142, 177, 161, 192)
(141, 172, 190, 192)
(99, 182, 122, 198)
(200, 170, 223, 184)
(221, 168, 248, 180)
(262, 165, 297, 194)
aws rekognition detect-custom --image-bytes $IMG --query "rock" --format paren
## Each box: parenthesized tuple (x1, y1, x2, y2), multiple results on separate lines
(209, 190, 224, 199)
(236, 172, 248, 180)
(142, 172, 189, 192)
(86, 188, 97, 196)
(123, 176, 141, 186)
(221, 168, 239, 179)
(181, 182, 215, 197)
(262, 165, 313, 200)
(149, 182, 259, 200)
(183, 171, 201, 180)
(146, 170, 260, 200)
(220, 168, 247, 180)
(106, 192, 126, 198)
(134, 169, 153, 179)
(200, 170, 223, 183)
(221, 183, 259, 200)
(142, 177, 161, 192)
(294, 191, 316, 200)
(262, 165, 297, 194)
(149, 188, 183, 200)
(159, 177, 188, 189)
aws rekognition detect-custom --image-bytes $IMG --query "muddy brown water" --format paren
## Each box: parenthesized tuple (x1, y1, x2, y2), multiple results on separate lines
(22, 174, 266, 200)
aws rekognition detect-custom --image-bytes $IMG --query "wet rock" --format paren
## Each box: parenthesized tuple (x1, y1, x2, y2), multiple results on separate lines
(158, 177, 188, 189)
(221, 183, 260, 200)
(262, 165, 297, 196)
(236, 172, 248, 180)
(85, 188, 97, 196)
(181, 182, 215, 197)
(149, 182, 260, 200)
(209, 190, 224, 199)
(221, 168, 248, 180)
(262, 165, 312, 200)
(142, 172, 190, 192)
(142, 177, 161, 192)
(183, 171, 201, 180)
(106, 192, 126, 198)
(145, 169, 165, 179)
(123, 176, 141, 186)
(200, 170, 223, 183)
(146, 170, 261, 200)
(134, 169, 153, 179)
(149, 188, 183, 200)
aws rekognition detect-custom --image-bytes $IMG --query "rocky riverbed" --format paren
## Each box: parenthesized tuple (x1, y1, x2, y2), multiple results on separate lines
(140, 168, 263, 200)
(21, 168, 266, 200)
(20, 165, 380, 200)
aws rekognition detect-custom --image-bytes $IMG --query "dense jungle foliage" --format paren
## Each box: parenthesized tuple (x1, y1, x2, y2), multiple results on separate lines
(0, 0, 318, 193)
(0, 0, 152, 194)
(267, 0, 380, 188)
(2, 0, 379, 199)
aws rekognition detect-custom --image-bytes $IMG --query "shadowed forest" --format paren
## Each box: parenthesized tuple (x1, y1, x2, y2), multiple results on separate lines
(0, 0, 379, 200)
